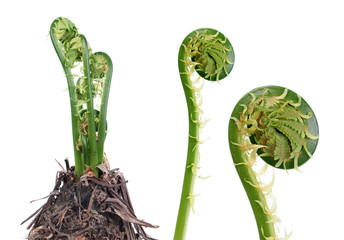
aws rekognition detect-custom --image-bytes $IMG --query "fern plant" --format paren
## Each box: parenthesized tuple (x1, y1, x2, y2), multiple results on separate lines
(174, 28, 235, 240)
(50, 17, 112, 178)
(228, 85, 319, 239)
(22, 17, 157, 240)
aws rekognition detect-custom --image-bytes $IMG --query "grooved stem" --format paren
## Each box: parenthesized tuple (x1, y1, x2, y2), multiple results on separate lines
(228, 124, 276, 239)
(95, 52, 113, 165)
(174, 44, 200, 240)
(50, 20, 82, 177)
(80, 35, 98, 176)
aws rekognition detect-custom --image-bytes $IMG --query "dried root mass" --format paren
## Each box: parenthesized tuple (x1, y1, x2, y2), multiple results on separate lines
(23, 165, 157, 240)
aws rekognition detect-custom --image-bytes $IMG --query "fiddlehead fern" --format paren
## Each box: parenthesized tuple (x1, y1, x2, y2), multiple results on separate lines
(228, 85, 319, 239)
(174, 28, 235, 240)
(50, 17, 112, 178)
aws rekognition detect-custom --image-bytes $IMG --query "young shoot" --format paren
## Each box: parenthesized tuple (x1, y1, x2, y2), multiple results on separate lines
(228, 85, 319, 239)
(50, 17, 113, 178)
(174, 28, 235, 240)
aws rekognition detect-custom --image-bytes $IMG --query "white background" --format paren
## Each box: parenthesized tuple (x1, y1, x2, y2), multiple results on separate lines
(1, 0, 343, 239)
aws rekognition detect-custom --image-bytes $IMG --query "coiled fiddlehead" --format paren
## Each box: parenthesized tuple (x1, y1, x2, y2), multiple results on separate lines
(50, 17, 113, 178)
(228, 86, 319, 239)
(174, 28, 235, 240)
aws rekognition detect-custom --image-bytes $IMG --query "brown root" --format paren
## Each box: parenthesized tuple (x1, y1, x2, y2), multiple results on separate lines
(22, 165, 158, 240)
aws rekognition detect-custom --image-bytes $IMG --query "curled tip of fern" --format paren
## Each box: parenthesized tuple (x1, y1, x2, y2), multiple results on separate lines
(51, 17, 85, 67)
(181, 28, 235, 81)
(229, 85, 319, 170)
(53, 17, 78, 43)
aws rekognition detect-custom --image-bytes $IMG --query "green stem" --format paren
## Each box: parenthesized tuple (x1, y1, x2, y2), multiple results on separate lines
(80, 34, 99, 176)
(95, 52, 113, 165)
(228, 124, 276, 239)
(174, 44, 200, 240)
(81, 133, 88, 168)
(50, 20, 82, 177)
